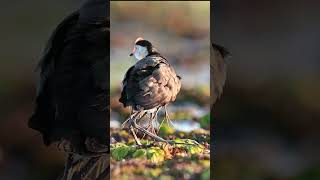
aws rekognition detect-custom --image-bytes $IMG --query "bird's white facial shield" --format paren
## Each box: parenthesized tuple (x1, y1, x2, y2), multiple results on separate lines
(130, 45, 148, 60)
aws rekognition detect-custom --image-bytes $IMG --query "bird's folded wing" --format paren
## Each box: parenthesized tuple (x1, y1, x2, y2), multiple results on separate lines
(135, 63, 181, 109)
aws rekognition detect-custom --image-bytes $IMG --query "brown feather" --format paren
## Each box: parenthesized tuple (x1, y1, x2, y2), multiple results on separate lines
(120, 55, 181, 111)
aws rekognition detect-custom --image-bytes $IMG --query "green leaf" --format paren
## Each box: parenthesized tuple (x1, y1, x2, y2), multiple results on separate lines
(111, 144, 130, 161)
(186, 145, 203, 154)
(147, 147, 165, 164)
(201, 169, 210, 180)
(132, 149, 147, 158)
(159, 123, 175, 136)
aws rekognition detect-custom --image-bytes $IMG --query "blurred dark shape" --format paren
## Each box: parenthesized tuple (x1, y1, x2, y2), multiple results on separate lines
(79, 0, 109, 24)
(213, 0, 320, 179)
(28, 0, 109, 154)
(210, 43, 230, 109)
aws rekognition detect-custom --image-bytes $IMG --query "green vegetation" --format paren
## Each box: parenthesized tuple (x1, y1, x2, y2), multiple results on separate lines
(110, 124, 210, 179)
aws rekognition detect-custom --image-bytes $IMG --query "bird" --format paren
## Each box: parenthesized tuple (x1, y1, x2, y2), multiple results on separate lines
(210, 43, 230, 168)
(210, 43, 230, 110)
(29, 1, 110, 179)
(119, 37, 182, 145)
(28, 0, 109, 155)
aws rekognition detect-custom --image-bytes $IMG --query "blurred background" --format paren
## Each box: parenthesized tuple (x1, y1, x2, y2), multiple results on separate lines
(0, 0, 82, 179)
(110, 1, 210, 133)
(213, 0, 320, 179)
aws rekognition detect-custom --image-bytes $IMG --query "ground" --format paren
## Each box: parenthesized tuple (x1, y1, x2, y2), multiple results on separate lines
(110, 88, 211, 180)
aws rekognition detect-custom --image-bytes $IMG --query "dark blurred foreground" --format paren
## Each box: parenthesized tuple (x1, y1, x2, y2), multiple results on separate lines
(0, 1, 78, 179)
(213, 0, 320, 179)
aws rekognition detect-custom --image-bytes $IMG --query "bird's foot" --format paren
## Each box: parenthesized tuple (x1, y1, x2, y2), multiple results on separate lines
(85, 137, 109, 154)
(165, 139, 201, 146)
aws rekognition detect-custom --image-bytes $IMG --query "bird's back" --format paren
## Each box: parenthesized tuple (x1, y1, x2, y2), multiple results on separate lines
(120, 55, 181, 110)
(29, 7, 109, 147)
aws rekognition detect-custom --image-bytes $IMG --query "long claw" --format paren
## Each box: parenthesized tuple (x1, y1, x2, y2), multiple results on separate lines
(165, 139, 201, 146)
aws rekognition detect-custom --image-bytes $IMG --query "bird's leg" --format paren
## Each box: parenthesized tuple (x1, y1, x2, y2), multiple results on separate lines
(133, 122, 198, 146)
(158, 105, 174, 131)
(136, 111, 147, 121)
(132, 116, 167, 142)
(144, 109, 156, 135)
(152, 107, 162, 132)
(132, 118, 200, 146)
(134, 111, 149, 140)
(165, 139, 201, 146)
(164, 105, 174, 127)
(121, 111, 137, 129)
(141, 123, 152, 139)
(128, 111, 146, 145)
(147, 111, 155, 134)
(130, 126, 142, 145)
(63, 153, 74, 180)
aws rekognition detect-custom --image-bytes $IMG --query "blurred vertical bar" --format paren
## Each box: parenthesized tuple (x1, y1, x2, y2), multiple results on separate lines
(210, 1, 215, 178)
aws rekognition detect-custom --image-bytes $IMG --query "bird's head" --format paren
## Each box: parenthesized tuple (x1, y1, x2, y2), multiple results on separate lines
(129, 37, 155, 60)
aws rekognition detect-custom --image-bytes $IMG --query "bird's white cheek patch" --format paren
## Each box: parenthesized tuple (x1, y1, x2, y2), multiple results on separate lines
(134, 45, 148, 60)
(134, 53, 144, 60)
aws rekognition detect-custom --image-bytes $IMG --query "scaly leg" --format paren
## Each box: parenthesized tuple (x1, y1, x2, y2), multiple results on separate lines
(121, 111, 137, 129)
(63, 153, 74, 180)
(164, 105, 174, 127)
(128, 111, 146, 145)
(132, 116, 167, 142)
(130, 126, 142, 145)
(152, 107, 162, 132)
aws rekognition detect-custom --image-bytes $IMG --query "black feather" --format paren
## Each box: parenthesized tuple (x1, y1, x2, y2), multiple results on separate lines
(212, 43, 231, 59)
(29, 2, 109, 147)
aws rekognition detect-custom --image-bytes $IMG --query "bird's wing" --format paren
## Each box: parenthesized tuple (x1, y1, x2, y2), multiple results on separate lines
(35, 11, 80, 97)
(30, 8, 110, 145)
(119, 65, 135, 107)
(29, 11, 80, 139)
(120, 56, 181, 110)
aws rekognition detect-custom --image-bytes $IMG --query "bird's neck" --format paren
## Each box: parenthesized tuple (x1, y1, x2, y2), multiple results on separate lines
(147, 48, 160, 56)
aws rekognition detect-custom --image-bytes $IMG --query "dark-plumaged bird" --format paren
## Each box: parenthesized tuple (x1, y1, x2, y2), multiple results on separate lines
(28, 0, 109, 155)
(210, 43, 230, 110)
(119, 37, 181, 145)
(210, 43, 230, 171)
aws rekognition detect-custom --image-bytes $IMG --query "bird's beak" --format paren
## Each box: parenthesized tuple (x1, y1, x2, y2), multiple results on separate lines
(129, 46, 136, 57)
